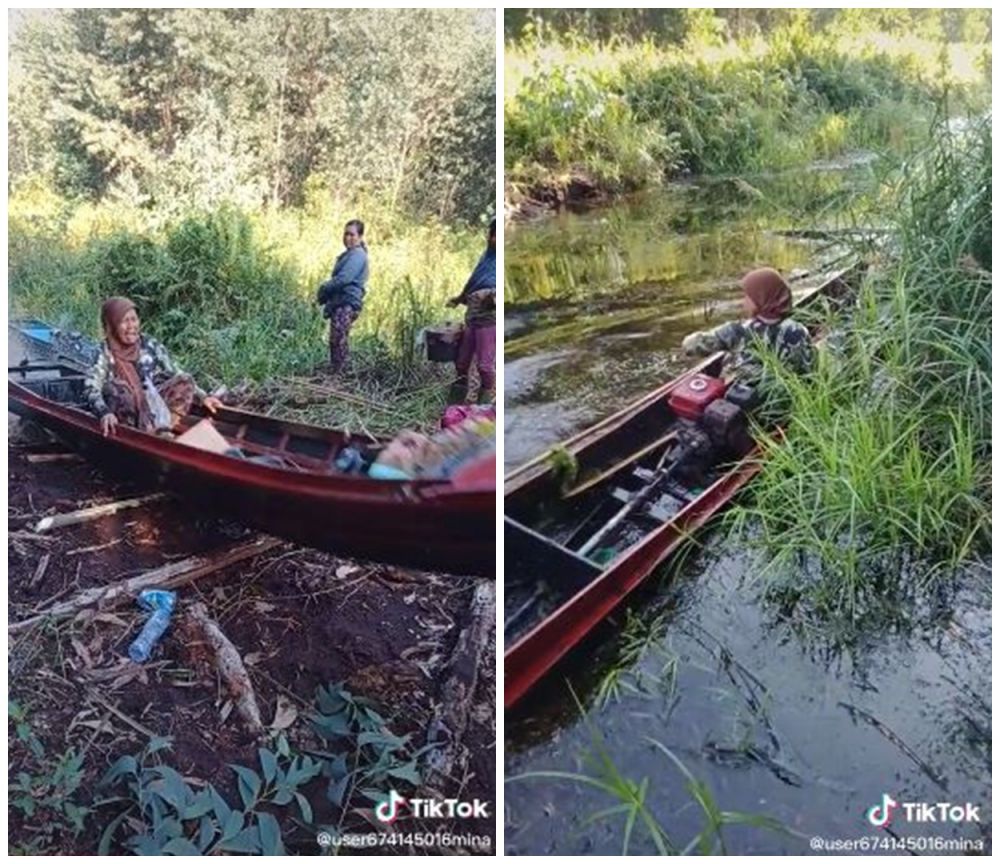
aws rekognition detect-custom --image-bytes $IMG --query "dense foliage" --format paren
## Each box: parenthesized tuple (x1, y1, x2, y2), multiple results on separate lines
(10, 8, 495, 224)
(732, 118, 991, 628)
(505, 10, 991, 196)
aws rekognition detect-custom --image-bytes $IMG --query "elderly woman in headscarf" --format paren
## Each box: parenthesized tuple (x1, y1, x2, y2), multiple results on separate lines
(681, 267, 814, 382)
(84, 297, 222, 437)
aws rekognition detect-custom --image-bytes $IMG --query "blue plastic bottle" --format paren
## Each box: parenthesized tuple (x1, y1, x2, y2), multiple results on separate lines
(128, 589, 177, 663)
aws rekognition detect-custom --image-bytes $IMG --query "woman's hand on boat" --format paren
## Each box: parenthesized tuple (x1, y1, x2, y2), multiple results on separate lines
(100, 413, 119, 437)
(202, 395, 223, 415)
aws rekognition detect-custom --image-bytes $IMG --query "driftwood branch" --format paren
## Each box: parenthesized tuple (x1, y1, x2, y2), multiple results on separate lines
(9, 536, 282, 633)
(26, 452, 84, 464)
(34, 493, 170, 533)
(427, 580, 495, 780)
(29, 554, 51, 590)
(188, 602, 265, 736)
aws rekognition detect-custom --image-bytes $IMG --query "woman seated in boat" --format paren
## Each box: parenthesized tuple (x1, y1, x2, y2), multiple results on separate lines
(681, 267, 814, 382)
(316, 219, 369, 374)
(84, 297, 223, 437)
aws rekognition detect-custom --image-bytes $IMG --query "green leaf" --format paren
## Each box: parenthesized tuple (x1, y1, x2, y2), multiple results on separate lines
(327, 775, 350, 807)
(161, 837, 202, 855)
(257, 812, 284, 855)
(276, 733, 290, 759)
(358, 730, 406, 751)
(229, 764, 261, 810)
(294, 791, 313, 824)
(148, 766, 192, 812)
(298, 756, 323, 782)
(197, 814, 216, 852)
(100, 755, 138, 788)
(145, 736, 174, 758)
(183, 790, 215, 820)
(311, 711, 352, 739)
(221, 809, 244, 842)
(325, 753, 349, 781)
(259, 748, 278, 785)
(98, 810, 130, 855)
(209, 784, 232, 825)
(272, 786, 294, 806)
(217, 825, 261, 854)
(316, 684, 349, 715)
(131, 834, 163, 855)
(387, 762, 421, 785)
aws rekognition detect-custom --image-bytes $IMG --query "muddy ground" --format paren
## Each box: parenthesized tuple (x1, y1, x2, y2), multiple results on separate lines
(8, 432, 495, 855)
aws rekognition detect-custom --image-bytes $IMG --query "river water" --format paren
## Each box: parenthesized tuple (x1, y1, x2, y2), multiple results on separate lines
(502, 171, 991, 855)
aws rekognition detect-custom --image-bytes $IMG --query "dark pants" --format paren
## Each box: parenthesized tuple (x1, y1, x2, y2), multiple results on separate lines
(328, 305, 359, 373)
(104, 374, 196, 431)
(452, 324, 496, 404)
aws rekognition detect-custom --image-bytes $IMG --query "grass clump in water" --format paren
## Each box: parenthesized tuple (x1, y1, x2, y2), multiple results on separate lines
(731, 116, 991, 627)
(508, 688, 787, 854)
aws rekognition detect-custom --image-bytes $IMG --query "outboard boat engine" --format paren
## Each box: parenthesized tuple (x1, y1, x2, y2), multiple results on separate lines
(668, 373, 757, 461)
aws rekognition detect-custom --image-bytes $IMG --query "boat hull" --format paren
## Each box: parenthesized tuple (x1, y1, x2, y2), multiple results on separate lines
(9, 377, 495, 576)
(503, 263, 860, 707)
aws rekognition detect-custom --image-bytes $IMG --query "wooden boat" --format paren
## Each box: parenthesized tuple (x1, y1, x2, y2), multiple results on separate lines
(9, 340, 495, 576)
(504, 263, 860, 708)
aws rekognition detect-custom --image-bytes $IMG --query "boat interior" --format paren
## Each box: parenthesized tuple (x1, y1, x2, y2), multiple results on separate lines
(504, 357, 741, 645)
(9, 361, 383, 475)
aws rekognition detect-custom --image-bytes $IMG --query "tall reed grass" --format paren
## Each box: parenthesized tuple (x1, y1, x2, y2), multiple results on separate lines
(730, 117, 991, 626)
(505, 26, 990, 196)
(9, 188, 483, 395)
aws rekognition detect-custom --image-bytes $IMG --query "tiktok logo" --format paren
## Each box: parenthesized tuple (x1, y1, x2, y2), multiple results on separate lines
(375, 789, 407, 824)
(867, 793, 899, 828)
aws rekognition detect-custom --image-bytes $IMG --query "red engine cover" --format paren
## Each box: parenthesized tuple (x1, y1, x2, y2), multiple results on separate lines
(668, 373, 728, 420)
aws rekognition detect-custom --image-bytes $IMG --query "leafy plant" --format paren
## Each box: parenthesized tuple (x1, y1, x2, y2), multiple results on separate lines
(97, 735, 321, 855)
(307, 682, 427, 814)
(8, 701, 91, 854)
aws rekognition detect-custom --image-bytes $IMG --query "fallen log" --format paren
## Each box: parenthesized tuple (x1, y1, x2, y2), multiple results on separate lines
(188, 602, 265, 736)
(426, 580, 495, 780)
(34, 493, 170, 533)
(9, 536, 282, 633)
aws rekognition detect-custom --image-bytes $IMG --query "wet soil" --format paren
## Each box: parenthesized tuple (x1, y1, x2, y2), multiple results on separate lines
(8, 436, 495, 855)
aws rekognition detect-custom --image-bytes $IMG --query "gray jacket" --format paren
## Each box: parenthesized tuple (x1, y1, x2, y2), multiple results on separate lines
(317, 246, 369, 316)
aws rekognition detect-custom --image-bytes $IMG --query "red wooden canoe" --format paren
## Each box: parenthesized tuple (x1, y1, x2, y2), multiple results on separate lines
(504, 263, 860, 708)
(9, 362, 495, 576)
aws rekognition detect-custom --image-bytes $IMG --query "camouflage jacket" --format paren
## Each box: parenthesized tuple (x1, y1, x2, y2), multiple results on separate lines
(681, 317, 814, 381)
(84, 335, 205, 418)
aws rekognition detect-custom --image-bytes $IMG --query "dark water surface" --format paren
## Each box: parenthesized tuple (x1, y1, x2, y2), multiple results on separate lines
(504, 179, 828, 470)
(502, 173, 991, 855)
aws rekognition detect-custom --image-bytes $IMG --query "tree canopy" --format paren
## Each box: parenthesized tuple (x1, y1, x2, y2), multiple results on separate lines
(9, 8, 496, 224)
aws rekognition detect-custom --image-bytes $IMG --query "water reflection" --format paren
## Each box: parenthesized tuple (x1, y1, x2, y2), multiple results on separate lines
(503, 181, 822, 469)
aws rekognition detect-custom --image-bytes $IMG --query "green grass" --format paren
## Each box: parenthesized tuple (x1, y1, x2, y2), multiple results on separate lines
(507, 687, 788, 854)
(9, 190, 483, 429)
(505, 24, 990, 197)
(729, 116, 991, 629)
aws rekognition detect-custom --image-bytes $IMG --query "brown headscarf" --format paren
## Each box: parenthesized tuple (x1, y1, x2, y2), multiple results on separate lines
(101, 297, 151, 427)
(740, 268, 792, 323)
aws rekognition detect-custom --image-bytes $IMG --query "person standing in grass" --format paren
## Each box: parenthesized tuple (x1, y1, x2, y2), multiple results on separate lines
(448, 219, 496, 403)
(682, 267, 814, 381)
(85, 297, 223, 437)
(317, 219, 369, 374)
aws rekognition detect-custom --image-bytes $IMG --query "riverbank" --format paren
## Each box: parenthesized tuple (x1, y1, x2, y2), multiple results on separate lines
(504, 23, 990, 215)
(9, 194, 484, 431)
